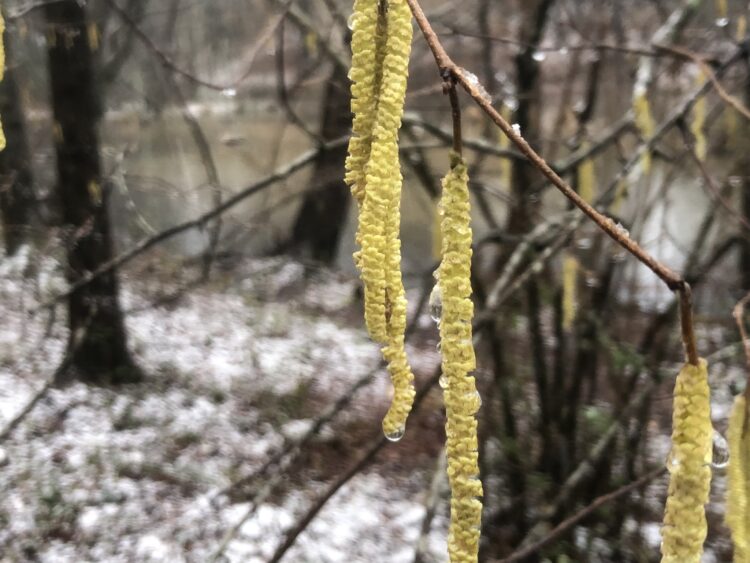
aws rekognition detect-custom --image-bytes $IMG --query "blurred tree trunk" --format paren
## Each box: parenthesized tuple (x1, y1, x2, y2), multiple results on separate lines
(287, 61, 351, 264)
(0, 34, 34, 256)
(44, 1, 140, 384)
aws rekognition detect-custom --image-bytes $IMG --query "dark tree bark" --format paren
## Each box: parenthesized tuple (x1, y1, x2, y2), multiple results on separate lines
(44, 1, 140, 384)
(287, 61, 351, 264)
(0, 33, 34, 256)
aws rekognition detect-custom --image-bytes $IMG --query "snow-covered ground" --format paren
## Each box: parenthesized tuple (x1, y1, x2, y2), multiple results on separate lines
(0, 249, 447, 562)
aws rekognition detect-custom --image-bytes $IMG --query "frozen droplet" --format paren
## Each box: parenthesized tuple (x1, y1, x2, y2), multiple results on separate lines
(384, 426, 405, 442)
(439, 373, 449, 389)
(712, 430, 730, 469)
(504, 96, 519, 112)
(462, 69, 479, 87)
(559, 47, 569, 55)
(614, 222, 629, 238)
(459, 68, 492, 103)
(511, 123, 522, 135)
(532, 51, 546, 62)
(715, 17, 729, 28)
(729, 176, 743, 188)
(429, 284, 442, 325)
(347, 13, 356, 31)
(221, 88, 237, 98)
(576, 238, 592, 250)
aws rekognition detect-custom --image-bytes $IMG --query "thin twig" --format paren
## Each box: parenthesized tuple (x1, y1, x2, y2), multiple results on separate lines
(498, 466, 666, 562)
(655, 42, 750, 122)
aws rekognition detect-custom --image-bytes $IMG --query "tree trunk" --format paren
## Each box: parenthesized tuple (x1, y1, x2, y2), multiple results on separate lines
(287, 61, 351, 264)
(0, 33, 34, 256)
(45, 1, 140, 384)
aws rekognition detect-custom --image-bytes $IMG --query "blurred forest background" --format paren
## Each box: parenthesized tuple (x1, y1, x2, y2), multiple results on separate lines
(1, 0, 750, 561)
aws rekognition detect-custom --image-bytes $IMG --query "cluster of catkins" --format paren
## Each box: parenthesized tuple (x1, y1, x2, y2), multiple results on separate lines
(345, 1, 482, 561)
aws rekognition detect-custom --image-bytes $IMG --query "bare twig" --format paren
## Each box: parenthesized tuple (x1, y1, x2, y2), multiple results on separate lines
(498, 466, 666, 562)
(655, 42, 750, 122)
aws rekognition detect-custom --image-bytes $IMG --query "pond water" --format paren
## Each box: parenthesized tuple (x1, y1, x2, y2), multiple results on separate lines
(89, 98, 733, 312)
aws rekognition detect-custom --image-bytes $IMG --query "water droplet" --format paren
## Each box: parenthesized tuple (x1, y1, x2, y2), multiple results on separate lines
(511, 123, 522, 135)
(384, 426, 405, 442)
(532, 51, 546, 62)
(439, 373, 449, 389)
(221, 88, 237, 98)
(559, 47, 569, 55)
(712, 430, 730, 469)
(729, 175, 743, 188)
(715, 17, 729, 28)
(429, 284, 442, 325)
(465, 391, 482, 413)
(576, 238, 592, 250)
(347, 13, 356, 31)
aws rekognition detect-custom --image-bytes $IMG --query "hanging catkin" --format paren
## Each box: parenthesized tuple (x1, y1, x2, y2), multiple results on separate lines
(577, 140, 596, 204)
(691, 73, 707, 161)
(661, 359, 712, 563)
(439, 152, 482, 563)
(562, 253, 578, 330)
(727, 395, 750, 562)
(345, 0, 415, 439)
(633, 88, 654, 174)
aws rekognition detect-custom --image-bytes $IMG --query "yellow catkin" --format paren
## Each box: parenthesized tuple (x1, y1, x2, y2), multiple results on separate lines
(87, 22, 99, 51)
(375, 0, 415, 438)
(691, 73, 707, 161)
(562, 254, 578, 330)
(738, 16, 747, 41)
(346, 0, 415, 437)
(716, 0, 728, 18)
(633, 88, 655, 174)
(661, 359, 712, 563)
(439, 153, 482, 563)
(577, 141, 596, 204)
(346, 0, 388, 342)
(432, 200, 442, 262)
(726, 395, 750, 562)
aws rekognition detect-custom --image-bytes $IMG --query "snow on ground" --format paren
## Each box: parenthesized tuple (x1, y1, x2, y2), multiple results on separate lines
(0, 251, 447, 562)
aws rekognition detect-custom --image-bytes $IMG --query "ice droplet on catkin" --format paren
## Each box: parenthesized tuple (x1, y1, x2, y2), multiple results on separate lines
(711, 429, 730, 469)
(384, 425, 405, 442)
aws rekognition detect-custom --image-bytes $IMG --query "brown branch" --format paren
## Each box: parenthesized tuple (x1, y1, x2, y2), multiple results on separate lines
(404, 0, 703, 364)
(498, 466, 666, 562)
(444, 73, 462, 156)
(655, 42, 750, 122)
